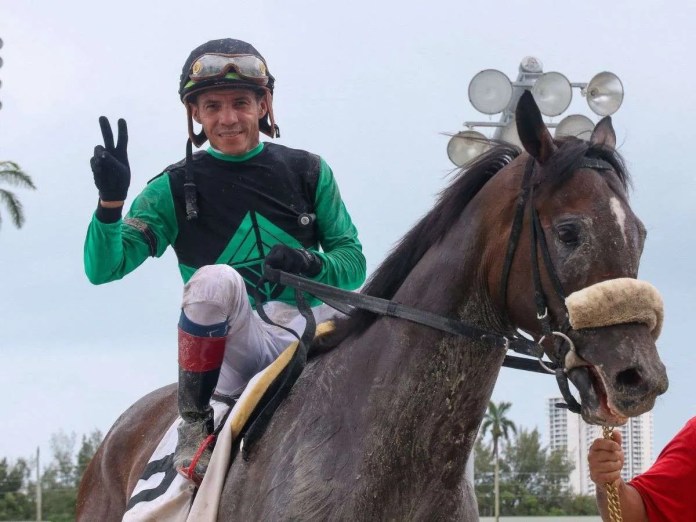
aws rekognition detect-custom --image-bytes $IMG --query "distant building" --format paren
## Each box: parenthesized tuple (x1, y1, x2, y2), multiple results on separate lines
(546, 397, 654, 495)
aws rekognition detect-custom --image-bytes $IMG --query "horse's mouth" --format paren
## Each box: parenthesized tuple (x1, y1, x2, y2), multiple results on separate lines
(566, 365, 628, 426)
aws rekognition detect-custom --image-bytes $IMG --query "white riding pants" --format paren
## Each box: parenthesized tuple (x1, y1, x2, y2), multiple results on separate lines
(181, 264, 338, 397)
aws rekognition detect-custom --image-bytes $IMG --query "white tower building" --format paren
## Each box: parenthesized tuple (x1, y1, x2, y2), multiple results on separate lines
(546, 397, 654, 495)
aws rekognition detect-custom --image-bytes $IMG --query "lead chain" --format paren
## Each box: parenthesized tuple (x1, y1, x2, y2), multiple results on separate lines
(602, 426, 623, 522)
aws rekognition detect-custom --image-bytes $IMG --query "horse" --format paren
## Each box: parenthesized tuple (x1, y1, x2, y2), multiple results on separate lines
(77, 92, 668, 521)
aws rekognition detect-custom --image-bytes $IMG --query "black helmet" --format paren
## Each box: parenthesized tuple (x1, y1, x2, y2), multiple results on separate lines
(179, 39, 280, 222)
(180, 38, 278, 142)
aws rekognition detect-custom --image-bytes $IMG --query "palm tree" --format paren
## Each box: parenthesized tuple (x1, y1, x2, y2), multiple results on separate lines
(480, 401, 517, 522)
(0, 161, 36, 229)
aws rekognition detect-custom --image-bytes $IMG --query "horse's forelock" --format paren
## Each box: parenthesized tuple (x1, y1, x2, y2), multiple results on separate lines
(539, 138, 632, 193)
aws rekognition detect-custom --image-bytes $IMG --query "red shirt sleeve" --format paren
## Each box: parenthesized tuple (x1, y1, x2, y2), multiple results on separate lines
(628, 417, 696, 522)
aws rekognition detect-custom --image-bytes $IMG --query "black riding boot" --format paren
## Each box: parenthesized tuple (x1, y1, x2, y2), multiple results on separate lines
(173, 328, 226, 483)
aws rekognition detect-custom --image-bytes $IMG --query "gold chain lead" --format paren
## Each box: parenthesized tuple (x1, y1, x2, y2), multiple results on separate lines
(602, 426, 623, 522)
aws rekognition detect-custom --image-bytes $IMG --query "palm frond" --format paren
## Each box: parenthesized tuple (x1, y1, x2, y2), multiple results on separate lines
(0, 161, 21, 170)
(0, 161, 37, 190)
(481, 400, 517, 446)
(0, 189, 26, 228)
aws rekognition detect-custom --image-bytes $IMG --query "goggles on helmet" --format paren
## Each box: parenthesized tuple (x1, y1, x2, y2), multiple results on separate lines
(188, 53, 269, 85)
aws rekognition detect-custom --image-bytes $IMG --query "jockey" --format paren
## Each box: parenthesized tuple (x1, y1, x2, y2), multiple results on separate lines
(84, 38, 366, 483)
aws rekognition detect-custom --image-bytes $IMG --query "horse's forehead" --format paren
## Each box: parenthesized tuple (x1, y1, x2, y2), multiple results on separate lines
(499, 155, 632, 223)
(609, 196, 629, 244)
(561, 172, 642, 273)
(593, 195, 639, 264)
(546, 166, 625, 207)
(534, 164, 640, 245)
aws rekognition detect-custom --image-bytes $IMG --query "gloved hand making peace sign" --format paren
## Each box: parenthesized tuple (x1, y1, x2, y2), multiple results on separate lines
(90, 116, 130, 203)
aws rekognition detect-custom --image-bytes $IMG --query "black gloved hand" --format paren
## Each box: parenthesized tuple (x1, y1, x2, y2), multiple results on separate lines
(90, 116, 130, 202)
(264, 245, 323, 277)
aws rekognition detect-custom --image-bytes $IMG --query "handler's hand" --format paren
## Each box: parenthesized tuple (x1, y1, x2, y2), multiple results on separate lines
(90, 116, 130, 204)
(588, 430, 624, 486)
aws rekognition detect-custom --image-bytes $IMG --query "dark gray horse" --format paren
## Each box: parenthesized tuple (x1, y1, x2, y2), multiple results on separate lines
(77, 93, 667, 521)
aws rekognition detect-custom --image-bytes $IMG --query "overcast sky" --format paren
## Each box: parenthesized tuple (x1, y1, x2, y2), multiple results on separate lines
(1, 0, 694, 467)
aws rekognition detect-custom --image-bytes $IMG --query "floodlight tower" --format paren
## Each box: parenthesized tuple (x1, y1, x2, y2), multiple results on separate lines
(447, 56, 624, 167)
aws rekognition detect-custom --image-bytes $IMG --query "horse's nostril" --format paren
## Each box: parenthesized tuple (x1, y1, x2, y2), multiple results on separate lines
(616, 368, 643, 388)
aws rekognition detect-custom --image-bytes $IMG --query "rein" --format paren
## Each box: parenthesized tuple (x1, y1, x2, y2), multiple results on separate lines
(262, 266, 554, 373)
(242, 153, 616, 455)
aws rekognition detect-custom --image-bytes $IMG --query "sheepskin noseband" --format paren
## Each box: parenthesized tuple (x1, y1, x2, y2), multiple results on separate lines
(565, 278, 663, 340)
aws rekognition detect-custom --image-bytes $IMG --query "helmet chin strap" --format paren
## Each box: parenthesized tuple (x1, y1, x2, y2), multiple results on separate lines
(184, 138, 199, 220)
(261, 88, 279, 138)
(186, 104, 208, 148)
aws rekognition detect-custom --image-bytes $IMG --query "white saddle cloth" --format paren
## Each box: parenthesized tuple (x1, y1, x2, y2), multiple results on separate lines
(122, 321, 335, 521)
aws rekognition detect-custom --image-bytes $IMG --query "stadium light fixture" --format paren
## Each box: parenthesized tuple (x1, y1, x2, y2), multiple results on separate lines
(447, 57, 623, 166)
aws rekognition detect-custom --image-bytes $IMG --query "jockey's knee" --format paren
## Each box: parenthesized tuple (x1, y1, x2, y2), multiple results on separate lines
(182, 265, 247, 323)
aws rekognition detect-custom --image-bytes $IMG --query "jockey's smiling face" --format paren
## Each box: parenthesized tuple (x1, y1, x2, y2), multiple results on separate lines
(190, 88, 268, 156)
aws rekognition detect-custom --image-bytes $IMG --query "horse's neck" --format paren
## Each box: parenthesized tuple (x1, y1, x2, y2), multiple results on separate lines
(338, 218, 506, 496)
(222, 215, 506, 518)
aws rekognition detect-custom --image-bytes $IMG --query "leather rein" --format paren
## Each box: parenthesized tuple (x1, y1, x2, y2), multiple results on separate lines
(244, 154, 615, 453)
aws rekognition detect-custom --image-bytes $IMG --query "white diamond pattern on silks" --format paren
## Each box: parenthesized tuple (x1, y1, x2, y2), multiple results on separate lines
(219, 211, 303, 301)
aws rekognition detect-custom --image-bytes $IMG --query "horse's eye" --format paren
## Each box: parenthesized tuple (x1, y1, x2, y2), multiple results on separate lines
(557, 223, 580, 244)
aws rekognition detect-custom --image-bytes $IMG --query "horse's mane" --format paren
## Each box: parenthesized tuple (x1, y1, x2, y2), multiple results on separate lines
(312, 137, 632, 354)
(312, 142, 521, 352)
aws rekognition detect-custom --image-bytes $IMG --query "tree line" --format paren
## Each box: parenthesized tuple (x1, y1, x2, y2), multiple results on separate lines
(475, 401, 598, 517)
(3, 405, 601, 520)
(0, 430, 102, 522)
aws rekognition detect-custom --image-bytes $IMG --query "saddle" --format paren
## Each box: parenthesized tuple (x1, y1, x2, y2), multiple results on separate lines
(123, 321, 335, 522)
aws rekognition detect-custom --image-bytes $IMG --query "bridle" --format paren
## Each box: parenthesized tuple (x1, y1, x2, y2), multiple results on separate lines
(497, 155, 615, 413)
(243, 152, 616, 453)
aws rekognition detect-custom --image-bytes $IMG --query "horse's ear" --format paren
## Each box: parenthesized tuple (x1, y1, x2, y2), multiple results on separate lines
(515, 90, 556, 164)
(590, 116, 616, 149)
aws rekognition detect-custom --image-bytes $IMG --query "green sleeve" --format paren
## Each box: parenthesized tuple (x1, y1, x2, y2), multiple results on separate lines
(84, 174, 178, 284)
(311, 158, 366, 290)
